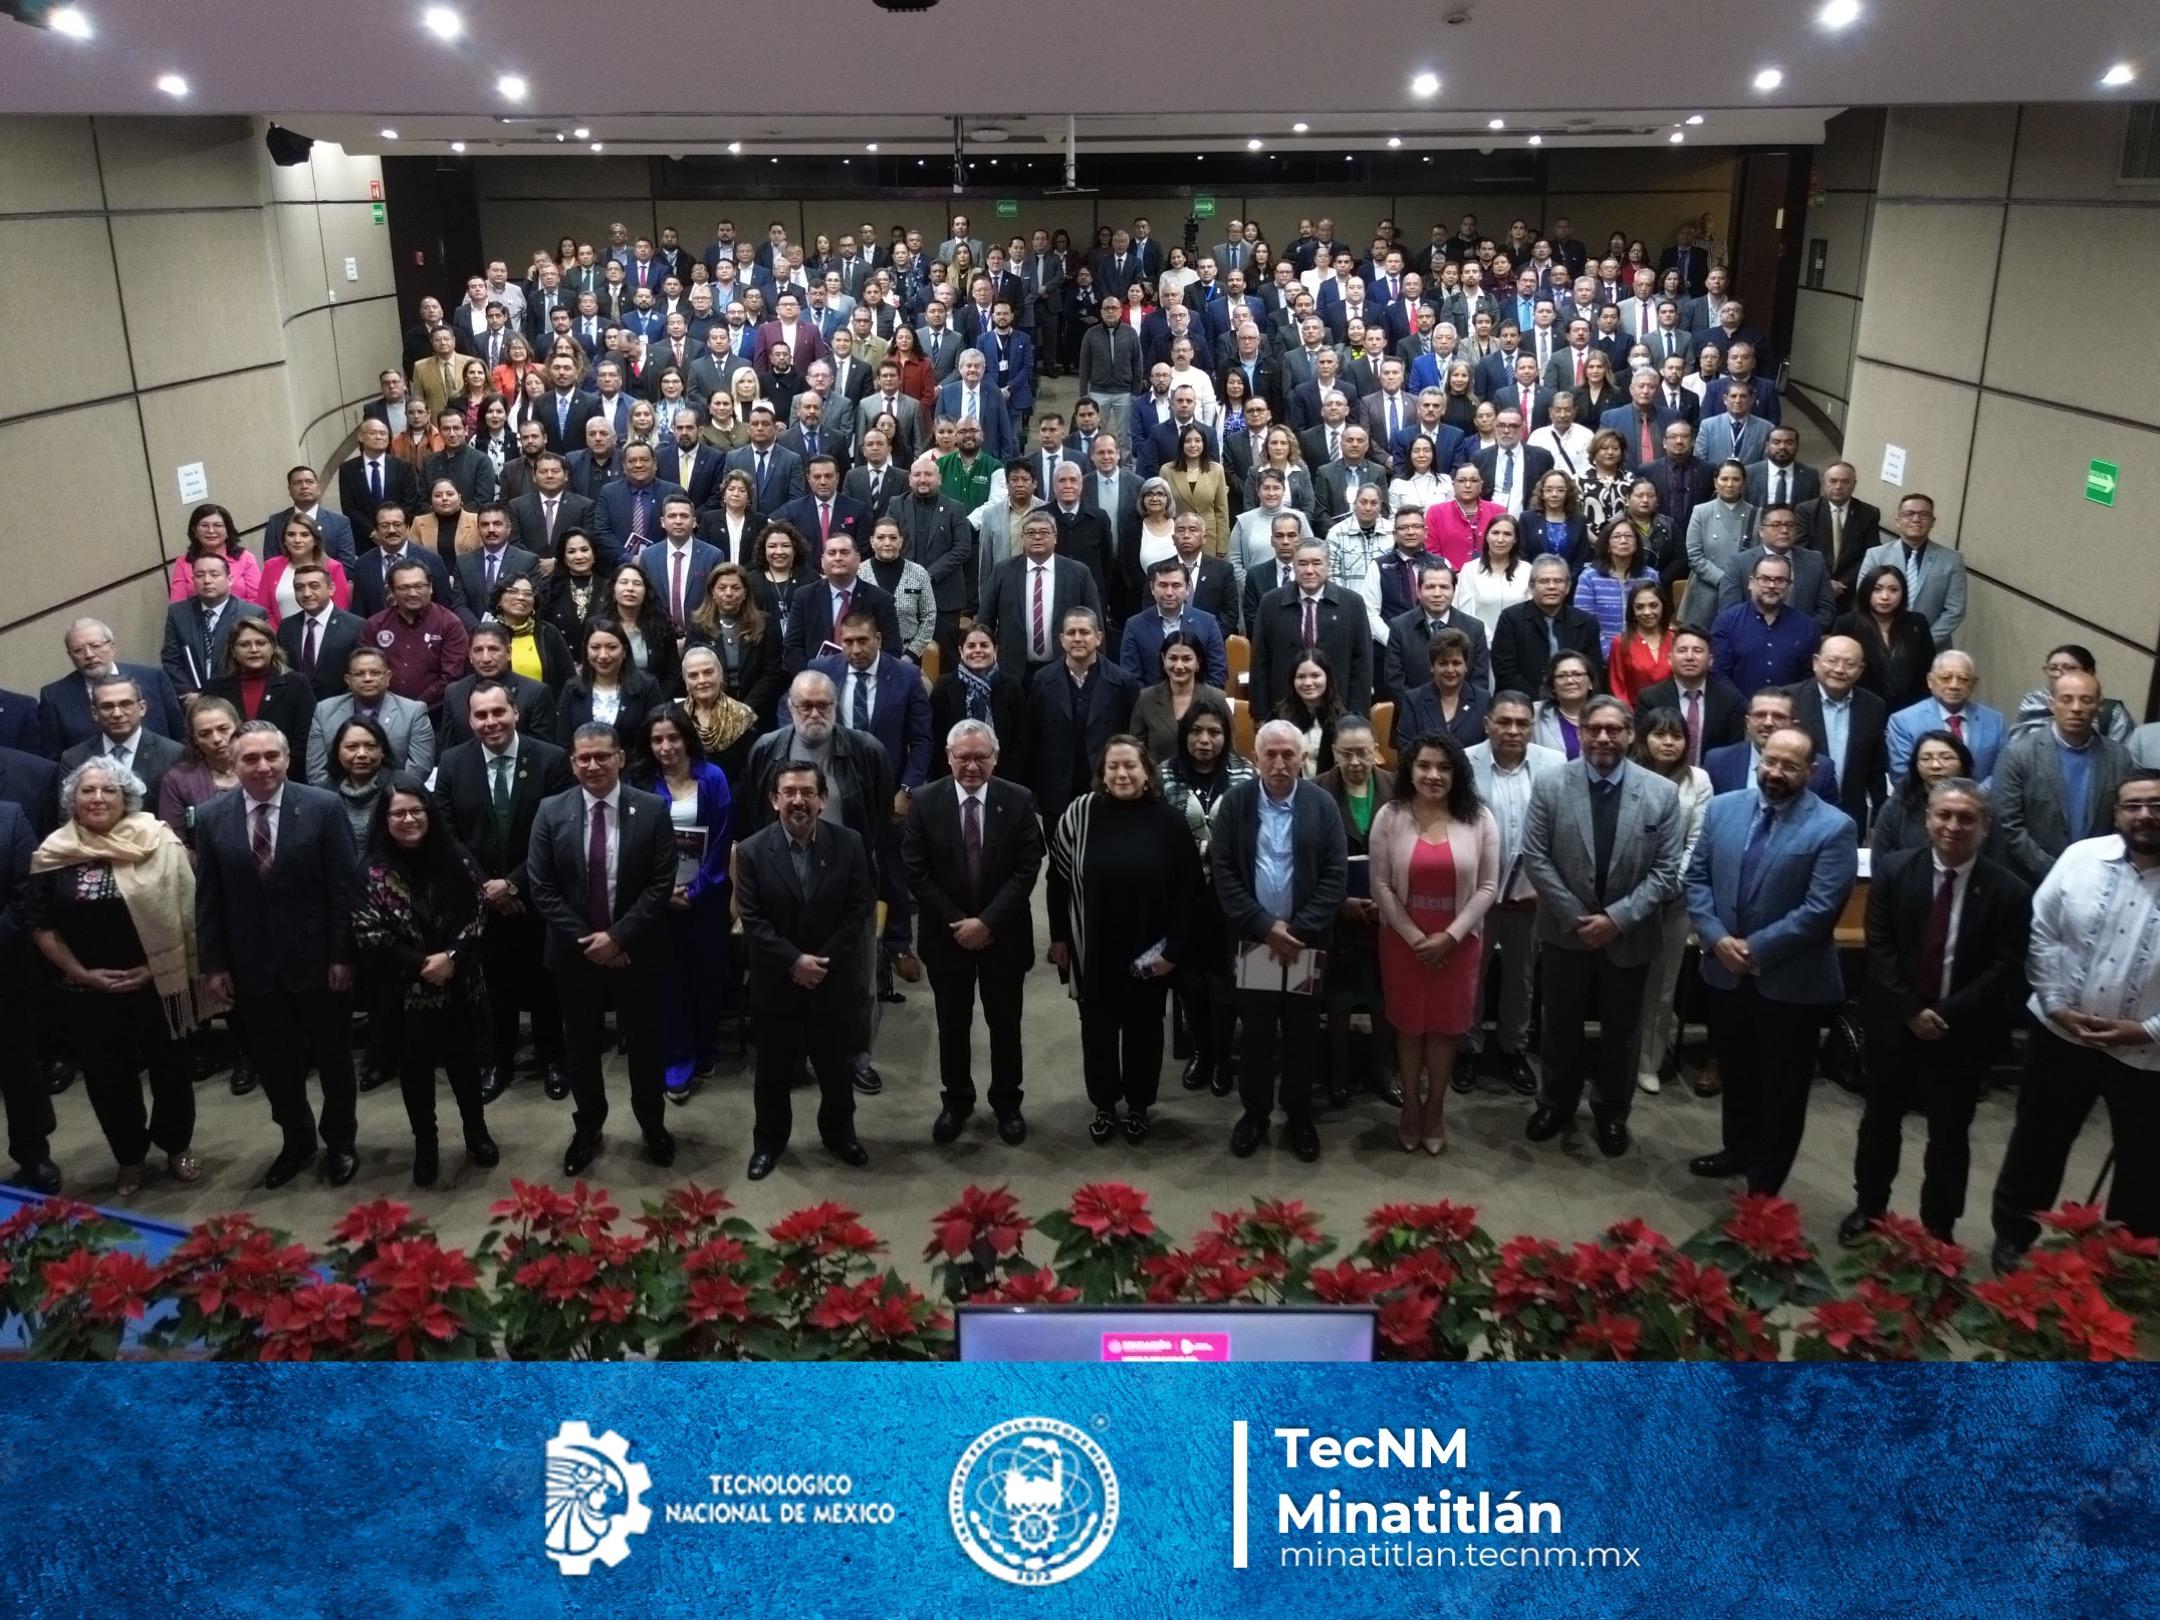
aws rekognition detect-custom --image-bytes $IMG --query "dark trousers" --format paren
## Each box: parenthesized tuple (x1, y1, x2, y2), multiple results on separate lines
(483, 907, 561, 1068)
(1, 990, 49, 1167)
(63, 987, 192, 1166)
(1236, 987, 1322, 1123)
(392, 995, 488, 1148)
(659, 902, 729, 1084)
(1992, 1016, 2160, 1251)
(751, 988, 856, 1152)
(878, 822, 913, 951)
(243, 983, 357, 1155)
(1853, 1030, 1990, 1235)
(1080, 976, 1170, 1112)
(928, 950, 1026, 1114)
(1536, 944, 1650, 1124)
(1035, 309, 1062, 373)
(1706, 981, 1825, 1195)
(932, 610, 963, 678)
(555, 959, 665, 1138)
(1175, 963, 1232, 1072)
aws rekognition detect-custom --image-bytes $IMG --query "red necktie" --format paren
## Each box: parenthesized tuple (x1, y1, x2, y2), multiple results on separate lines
(1301, 596, 1317, 647)
(1684, 690, 1702, 765)
(251, 802, 274, 880)
(586, 801, 611, 930)
(820, 500, 833, 540)
(1945, 711, 1964, 740)
(1640, 417, 1655, 466)
(1573, 352, 1584, 385)
(1915, 868, 1955, 1002)
(670, 549, 687, 626)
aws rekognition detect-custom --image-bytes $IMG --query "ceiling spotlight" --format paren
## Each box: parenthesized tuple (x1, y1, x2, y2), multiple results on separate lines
(865, 141, 878, 151)
(1194, 154, 1204, 162)
(1686, 113, 1704, 125)
(1246, 138, 1263, 151)
(1387, 135, 1403, 148)
(1487, 118, 1506, 130)
(1410, 71, 1440, 97)
(449, 140, 466, 153)
(2101, 62, 2136, 87)
(47, 6, 93, 39)
(421, 5, 461, 40)
(572, 126, 590, 139)
(726, 140, 742, 153)
(155, 73, 188, 98)
(1527, 134, 1542, 146)
(380, 128, 399, 140)
(1817, 0, 1861, 25)
(1344, 154, 1354, 162)
(590, 142, 603, 152)
(1753, 67, 1783, 90)
(1669, 131, 1686, 144)
(496, 74, 527, 100)
(1292, 121, 1309, 133)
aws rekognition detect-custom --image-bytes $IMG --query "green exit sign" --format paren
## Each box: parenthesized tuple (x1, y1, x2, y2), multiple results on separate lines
(2085, 458, 2118, 506)
(1191, 195, 1217, 218)
(994, 198, 1019, 218)
(370, 202, 385, 225)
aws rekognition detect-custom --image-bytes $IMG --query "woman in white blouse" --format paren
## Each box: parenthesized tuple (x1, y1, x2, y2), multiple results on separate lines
(1387, 433, 1449, 515)
(1156, 246, 1199, 302)
(1453, 515, 1533, 635)
(1134, 477, 1180, 572)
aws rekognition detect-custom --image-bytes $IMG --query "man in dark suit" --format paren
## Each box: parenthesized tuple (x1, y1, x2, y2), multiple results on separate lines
(442, 628, 557, 748)
(38, 619, 186, 756)
(1491, 557, 1604, 696)
(423, 410, 499, 509)
(194, 720, 362, 1189)
(1788, 635, 1890, 833)
(782, 531, 903, 672)
(903, 721, 1043, 1146)
(635, 499, 723, 635)
(1846, 779, 2030, 1245)
(1169, 514, 1239, 629)
(1800, 462, 1884, 597)
(591, 445, 685, 564)
(335, 418, 422, 538)
(524, 721, 679, 1177)
(1382, 559, 1492, 697)
(160, 554, 267, 696)
(1704, 687, 1841, 798)
(1018, 607, 1139, 834)
(0, 747, 59, 837)
(1248, 539, 1375, 713)
(1118, 557, 1231, 689)
(0, 688, 38, 757)
(737, 761, 877, 1180)
(1659, 228, 1711, 297)
(507, 454, 601, 560)
(723, 404, 809, 513)
(773, 458, 872, 557)
(1633, 628, 1744, 766)
(1045, 466, 1113, 609)
(277, 565, 365, 699)
(1641, 421, 1713, 534)
(979, 514, 1103, 679)
(438, 679, 574, 1103)
(264, 465, 357, 565)
(451, 507, 541, 620)
(888, 457, 976, 665)
(657, 410, 726, 510)
(59, 674, 187, 808)
(349, 505, 453, 619)
(1310, 427, 1392, 532)
(1472, 416, 1553, 517)
(1744, 427, 1820, 510)
(1601, 370, 1685, 472)
(1213, 721, 1349, 1163)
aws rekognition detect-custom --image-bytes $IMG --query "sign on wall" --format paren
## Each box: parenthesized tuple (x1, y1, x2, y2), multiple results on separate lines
(1192, 195, 1218, 218)
(2085, 459, 2118, 507)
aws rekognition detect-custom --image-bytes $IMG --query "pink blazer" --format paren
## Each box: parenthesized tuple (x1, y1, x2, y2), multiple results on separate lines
(1368, 801, 1500, 947)
(253, 555, 352, 625)
(1424, 500, 1506, 571)
(169, 548, 263, 604)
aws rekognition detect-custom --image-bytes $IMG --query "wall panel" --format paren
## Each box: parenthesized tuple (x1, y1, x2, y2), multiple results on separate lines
(0, 216, 135, 416)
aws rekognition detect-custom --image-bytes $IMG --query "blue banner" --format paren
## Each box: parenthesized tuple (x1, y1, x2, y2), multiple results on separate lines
(2, 1364, 2152, 1615)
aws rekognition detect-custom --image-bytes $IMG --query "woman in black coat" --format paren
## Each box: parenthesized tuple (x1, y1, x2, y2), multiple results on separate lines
(927, 624, 1025, 777)
(539, 528, 611, 661)
(687, 563, 785, 726)
(203, 617, 316, 766)
(556, 618, 663, 757)
(1832, 564, 1936, 714)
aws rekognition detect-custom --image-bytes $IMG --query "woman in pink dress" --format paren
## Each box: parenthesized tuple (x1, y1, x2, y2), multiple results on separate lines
(168, 502, 263, 603)
(1423, 464, 1505, 571)
(1371, 730, 1499, 1154)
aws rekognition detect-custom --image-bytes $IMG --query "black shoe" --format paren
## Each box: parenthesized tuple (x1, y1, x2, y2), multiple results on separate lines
(1181, 1056, 1210, 1091)
(412, 1140, 439, 1188)
(746, 1149, 779, 1181)
(1595, 1119, 1629, 1158)
(1989, 1238, 2024, 1277)
(1089, 1109, 1118, 1144)
(326, 1149, 360, 1187)
(876, 988, 907, 1005)
(1374, 1075, 1405, 1107)
(852, 1062, 883, 1096)
(358, 1065, 393, 1095)
(1326, 1082, 1354, 1109)
(1524, 1105, 1569, 1143)
(1688, 1150, 1745, 1179)
(1287, 1117, 1321, 1162)
(477, 1066, 511, 1105)
(1449, 1053, 1477, 1095)
(1503, 1054, 1538, 1096)
(1228, 1114, 1267, 1157)
(1837, 1208, 1878, 1249)
(258, 1146, 314, 1190)
(464, 1132, 500, 1169)
(14, 1157, 62, 1194)
(1209, 1069, 1236, 1098)
(229, 1060, 257, 1097)
(932, 1106, 970, 1144)
(43, 1059, 76, 1096)
(830, 1138, 869, 1168)
(563, 1130, 599, 1178)
(1122, 1109, 1150, 1143)
(694, 1054, 718, 1080)
(543, 1064, 571, 1101)
(644, 1128, 676, 1168)
(996, 1110, 1027, 1145)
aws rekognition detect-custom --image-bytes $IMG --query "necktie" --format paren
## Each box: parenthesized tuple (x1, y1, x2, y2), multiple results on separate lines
(251, 801, 274, 879)
(819, 500, 833, 540)
(833, 586, 851, 627)
(964, 389, 978, 421)
(1904, 547, 1922, 595)
(1031, 563, 1048, 659)
(1301, 596, 1317, 647)
(490, 754, 512, 840)
(302, 616, 319, 675)
(110, 742, 130, 771)
(851, 669, 871, 729)
(368, 460, 382, 503)
(962, 793, 983, 898)
(557, 397, 569, 437)
(1574, 352, 1584, 385)
(484, 550, 500, 593)
(805, 429, 819, 458)
(1738, 801, 1776, 900)
(1946, 711, 1964, 741)
(1831, 506, 1845, 556)
(1915, 868, 1956, 1002)
(755, 451, 769, 495)
(670, 549, 687, 625)
(1328, 429, 1340, 461)
(1685, 689, 1702, 764)
(543, 496, 559, 540)
(1499, 451, 1514, 498)
(1640, 417, 1655, 466)
(630, 491, 649, 552)
(1387, 397, 1400, 440)
(586, 801, 611, 929)
(1774, 469, 1788, 505)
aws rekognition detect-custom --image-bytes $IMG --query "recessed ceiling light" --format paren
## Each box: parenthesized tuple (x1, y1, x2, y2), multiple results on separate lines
(1344, 154, 1354, 162)
(1422, 156, 1431, 163)
(770, 157, 778, 164)
(589, 142, 603, 152)
(450, 141, 466, 153)
(1818, 0, 1861, 26)
(155, 73, 188, 98)
(1753, 67, 1784, 90)
(1410, 71, 1440, 97)
(2101, 62, 2136, 87)
(421, 6, 461, 41)
(1669, 131, 1686, 144)
(1292, 121, 1309, 133)
(380, 128, 399, 140)
(865, 141, 878, 151)
(1246, 138, 1263, 151)
(1488, 117, 1506, 130)
(47, 6, 92, 39)
(572, 126, 590, 139)
(1527, 134, 1543, 146)
(1387, 136, 1402, 148)
(1685, 114, 1704, 125)
(496, 75, 527, 100)
(727, 141, 742, 154)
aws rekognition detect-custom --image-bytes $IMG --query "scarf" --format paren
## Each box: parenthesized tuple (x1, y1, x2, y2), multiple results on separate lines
(955, 660, 1000, 722)
(32, 811, 221, 1037)
(692, 695, 757, 755)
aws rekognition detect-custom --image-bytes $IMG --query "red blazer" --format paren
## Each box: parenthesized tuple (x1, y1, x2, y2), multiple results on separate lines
(895, 354, 938, 417)
(752, 318, 825, 369)
(1607, 630, 1674, 706)
(1423, 500, 1506, 571)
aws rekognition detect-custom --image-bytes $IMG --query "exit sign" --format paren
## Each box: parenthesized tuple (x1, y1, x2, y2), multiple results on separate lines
(2085, 458, 2118, 506)
(994, 198, 1019, 218)
(370, 202, 386, 225)
(1191, 195, 1217, 218)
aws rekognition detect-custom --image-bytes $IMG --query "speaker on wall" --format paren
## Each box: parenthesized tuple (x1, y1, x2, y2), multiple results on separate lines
(264, 124, 314, 167)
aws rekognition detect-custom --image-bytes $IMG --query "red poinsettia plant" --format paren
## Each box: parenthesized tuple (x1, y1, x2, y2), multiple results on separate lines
(0, 1197, 134, 1357)
(322, 1198, 494, 1361)
(636, 1183, 777, 1361)
(798, 1272, 950, 1361)
(1034, 1183, 1169, 1303)
(923, 1184, 1041, 1304)
(1792, 1214, 1972, 1362)
(1956, 1205, 2154, 1363)
(1680, 1193, 1838, 1313)
(143, 1212, 320, 1360)
(479, 1180, 666, 1360)
(1346, 1200, 1496, 1361)
(1143, 1198, 1336, 1306)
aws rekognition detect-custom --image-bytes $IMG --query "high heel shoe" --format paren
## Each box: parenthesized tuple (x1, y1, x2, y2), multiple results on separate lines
(1421, 1135, 1448, 1156)
(1397, 1132, 1419, 1153)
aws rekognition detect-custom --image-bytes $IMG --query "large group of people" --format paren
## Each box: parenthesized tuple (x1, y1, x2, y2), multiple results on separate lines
(2, 205, 2153, 1277)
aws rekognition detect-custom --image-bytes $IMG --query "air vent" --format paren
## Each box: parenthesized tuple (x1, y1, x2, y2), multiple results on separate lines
(2121, 104, 2160, 182)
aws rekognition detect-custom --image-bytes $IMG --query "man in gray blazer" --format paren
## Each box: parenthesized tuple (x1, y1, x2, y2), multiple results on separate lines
(160, 554, 268, 696)
(685, 332, 754, 407)
(915, 309, 964, 382)
(856, 366, 924, 461)
(305, 647, 437, 784)
(1716, 505, 1837, 630)
(1857, 491, 1967, 647)
(1694, 380, 1773, 465)
(1519, 697, 1685, 1156)
(1992, 668, 2134, 884)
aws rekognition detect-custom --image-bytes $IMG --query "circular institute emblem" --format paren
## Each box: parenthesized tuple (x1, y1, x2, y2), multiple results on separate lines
(375, 628, 397, 647)
(949, 1416, 1120, 1587)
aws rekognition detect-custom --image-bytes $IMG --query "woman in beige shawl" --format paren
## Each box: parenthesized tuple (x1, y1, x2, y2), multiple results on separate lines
(29, 756, 220, 1197)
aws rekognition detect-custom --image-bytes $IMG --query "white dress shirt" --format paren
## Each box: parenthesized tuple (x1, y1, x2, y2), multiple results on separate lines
(582, 786, 623, 913)
(2027, 835, 2160, 1070)
(243, 783, 286, 860)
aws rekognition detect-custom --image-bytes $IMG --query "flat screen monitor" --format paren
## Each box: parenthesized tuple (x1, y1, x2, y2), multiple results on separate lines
(956, 1305, 1376, 1363)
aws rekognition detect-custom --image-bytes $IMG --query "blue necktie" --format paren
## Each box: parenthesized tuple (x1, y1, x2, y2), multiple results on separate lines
(1738, 801, 1776, 902)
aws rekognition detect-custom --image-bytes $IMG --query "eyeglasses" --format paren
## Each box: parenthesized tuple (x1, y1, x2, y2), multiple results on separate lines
(386, 807, 428, 822)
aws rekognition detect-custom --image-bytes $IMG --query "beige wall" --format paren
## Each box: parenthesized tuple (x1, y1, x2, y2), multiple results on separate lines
(1837, 103, 2158, 720)
(0, 117, 390, 693)
(1786, 108, 1880, 432)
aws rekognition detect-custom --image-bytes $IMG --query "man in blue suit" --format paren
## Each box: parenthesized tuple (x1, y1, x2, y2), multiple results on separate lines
(1703, 687, 1839, 799)
(591, 446, 685, 566)
(264, 465, 357, 565)
(723, 404, 809, 512)
(773, 456, 872, 554)
(1885, 652, 2007, 784)
(636, 496, 724, 632)
(1599, 371, 1684, 473)
(976, 309, 1035, 449)
(1117, 559, 1230, 689)
(38, 617, 186, 756)
(1694, 380, 1772, 465)
(1684, 725, 1858, 1194)
(935, 349, 1014, 460)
